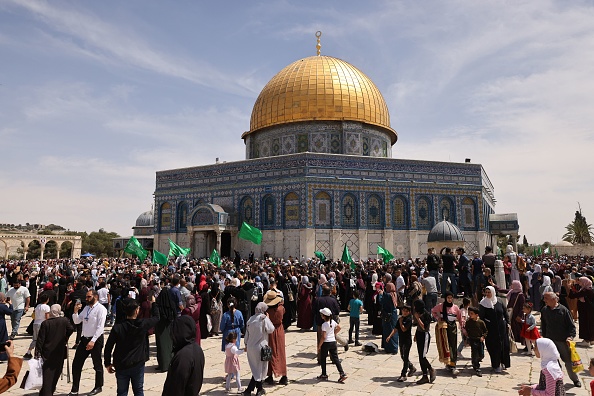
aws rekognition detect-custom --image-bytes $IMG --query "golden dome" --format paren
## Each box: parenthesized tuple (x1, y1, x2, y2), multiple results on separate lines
(245, 55, 397, 144)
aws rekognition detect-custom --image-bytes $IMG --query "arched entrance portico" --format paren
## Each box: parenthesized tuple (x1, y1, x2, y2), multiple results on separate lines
(187, 204, 232, 258)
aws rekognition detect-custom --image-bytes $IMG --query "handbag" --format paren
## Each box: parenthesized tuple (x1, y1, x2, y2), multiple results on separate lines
(508, 325, 518, 353)
(260, 317, 272, 361)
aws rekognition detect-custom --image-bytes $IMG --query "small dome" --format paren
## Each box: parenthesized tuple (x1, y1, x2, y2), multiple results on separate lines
(554, 240, 573, 247)
(135, 210, 154, 227)
(428, 220, 465, 243)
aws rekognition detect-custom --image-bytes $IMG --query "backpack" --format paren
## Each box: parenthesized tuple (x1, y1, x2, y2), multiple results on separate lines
(251, 285, 263, 302)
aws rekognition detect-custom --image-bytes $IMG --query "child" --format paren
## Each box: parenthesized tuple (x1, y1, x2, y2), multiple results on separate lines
(520, 302, 540, 356)
(224, 332, 243, 393)
(317, 307, 347, 383)
(348, 291, 364, 346)
(465, 307, 487, 377)
(412, 300, 435, 384)
(387, 305, 416, 382)
(518, 338, 565, 396)
(457, 298, 471, 358)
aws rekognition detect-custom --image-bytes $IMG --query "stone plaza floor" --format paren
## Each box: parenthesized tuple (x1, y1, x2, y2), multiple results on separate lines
(3, 310, 594, 396)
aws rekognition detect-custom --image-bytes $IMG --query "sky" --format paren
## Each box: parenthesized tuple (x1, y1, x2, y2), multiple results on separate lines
(1, 0, 593, 244)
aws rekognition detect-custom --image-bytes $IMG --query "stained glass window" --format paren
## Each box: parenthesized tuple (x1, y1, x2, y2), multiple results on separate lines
(393, 196, 407, 228)
(342, 194, 358, 228)
(417, 197, 431, 229)
(159, 202, 172, 232)
(462, 197, 476, 229)
(315, 191, 331, 227)
(177, 202, 188, 231)
(284, 192, 299, 227)
(263, 195, 275, 227)
(368, 195, 381, 227)
(239, 197, 254, 225)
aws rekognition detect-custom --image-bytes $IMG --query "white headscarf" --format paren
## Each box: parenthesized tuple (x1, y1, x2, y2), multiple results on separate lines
(536, 338, 563, 381)
(534, 264, 542, 274)
(542, 276, 551, 287)
(479, 286, 498, 309)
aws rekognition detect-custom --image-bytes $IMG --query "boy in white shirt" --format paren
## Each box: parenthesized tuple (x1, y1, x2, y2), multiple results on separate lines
(316, 307, 347, 383)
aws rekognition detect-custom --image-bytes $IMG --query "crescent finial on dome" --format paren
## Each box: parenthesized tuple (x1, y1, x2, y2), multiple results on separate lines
(316, 31, 322, 56)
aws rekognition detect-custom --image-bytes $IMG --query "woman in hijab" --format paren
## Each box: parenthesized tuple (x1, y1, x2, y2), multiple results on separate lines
(569, 276, 594, 346)
(372, 282, 384, 336)
(561, 272, 578, 321)
(244, 302, 275, 396)
(297, 276, 313, 330)
(507, 280, 526, 349)
(264, 290, 288, 386)
(220, 297, 244, 352)
(479, 286, 510, 373)
(209, 281, 222, 337)
(0, 293, 12, 362)
(198, 283, 210, 340)
(431, 291, 464, 377)
(518, 338, 565, 396)
(530, 264, 543, 311)
(380, 282, 399, 354)
(155, 285, 178, 371)
(181, 294, 202, 345)
(540, 276, 554, 299)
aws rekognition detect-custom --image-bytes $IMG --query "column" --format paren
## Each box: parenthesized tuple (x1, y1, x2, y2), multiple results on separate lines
(40, 242, 45, 261)
(56, 242, 61, 259)
(216, 231, 222, 253)
(23, 248, 28, 260)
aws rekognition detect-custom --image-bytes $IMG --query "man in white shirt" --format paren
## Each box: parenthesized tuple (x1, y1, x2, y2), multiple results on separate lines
(395, 270, 406, 301)
(69, 289, 107, 396)
(6, 279, 30, 339)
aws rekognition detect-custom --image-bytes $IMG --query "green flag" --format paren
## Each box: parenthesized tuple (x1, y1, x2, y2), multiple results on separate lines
(537, 245, 542, 256)
(238, 222, 262, 245)
(341, 244, 354, 269)
(152, 249, 168, 266)
(377, 245, 394, 262)
(168, 239, 191, 257)
(314, 251, 326, 262)
(209, 249, 222, 267)
(124, 236, 148, 262)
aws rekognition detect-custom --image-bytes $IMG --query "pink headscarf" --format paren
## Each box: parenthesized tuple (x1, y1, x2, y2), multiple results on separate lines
(507, 280, 523, 300)
(319, 274, 327, 286)
(578, 277, 592, 302)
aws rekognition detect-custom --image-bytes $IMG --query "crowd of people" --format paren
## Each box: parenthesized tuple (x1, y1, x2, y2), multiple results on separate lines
(0, 245, 593, 395)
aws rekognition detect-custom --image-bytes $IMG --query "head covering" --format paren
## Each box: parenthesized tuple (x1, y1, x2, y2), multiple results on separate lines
(507, 280, 523, 299)
(319, 307, 332, 317)
(43, 282, 54, 291)
(578, 276, 592, 290)
(542, 276, 551, 287)
(291, 276, 298, 286)
(255, 302, 268, 314)
(371, 272, 378, 285)
(264, 290, 283, 306)
(171, 315, 196, 353)
(384, 282, 398, 307)
(49, 304, 63, 318)
(535, 338, 563, 381)
(442, 291, 454, 321)
(319, 274, 327, 285)
(479, 286, 497, 309)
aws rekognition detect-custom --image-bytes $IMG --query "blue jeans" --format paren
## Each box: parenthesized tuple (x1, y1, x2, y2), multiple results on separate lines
(10, 309, 23, 337)
(441, 272, 457, 295)
(115, 362, 145, 396)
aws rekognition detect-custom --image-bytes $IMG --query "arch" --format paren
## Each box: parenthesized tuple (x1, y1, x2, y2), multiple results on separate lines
(314, 191, 332, 227)
(341, 193, 358, 228)
(159, 202, 172, 232)
(261, 195, 276, 228)
(416, 196, 432, 230)
(439, 196, 456, 223)
(393, 196, 408, 229)
(367, 194, 383, 228)
(461, 196, 477, 230)
(44, 240, 59, 259)
(177, 201, 189, 231)
(192, 207, 215, 226)
(26, 240, 42, 259)
(239, 196, 254, 225)
(60, 240, 73, 258)
(284, 192, 300, 228)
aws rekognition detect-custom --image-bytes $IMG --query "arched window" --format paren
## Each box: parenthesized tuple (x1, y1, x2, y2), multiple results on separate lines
(341, 194, 358, 228)
(367, 194, 382, 227)
(159, 202, 172, 232)
(177, 202, 188, 231)
(393, 196, 407, 228)
(192, 208, 214, 226)
(239, 197, 254, 225)
(462, 197, 477, 229)
(417, 196, 432, 230)
(440, 197, 455, 223)
(262, 195, 275, 227)
(315, 191, 332, 227)
(284, 192, 299, 228)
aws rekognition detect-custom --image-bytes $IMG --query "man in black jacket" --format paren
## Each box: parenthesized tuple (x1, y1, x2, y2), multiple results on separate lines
(104, 298, 159, 396)
(162, 316, 205, 396)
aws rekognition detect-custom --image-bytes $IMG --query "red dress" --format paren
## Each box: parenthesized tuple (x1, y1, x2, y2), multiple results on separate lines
(520, 322, 540, 340)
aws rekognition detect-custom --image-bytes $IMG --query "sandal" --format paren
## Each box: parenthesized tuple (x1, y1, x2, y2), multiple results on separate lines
(338, 374, 348, 383)
(316, 374, 328, 380)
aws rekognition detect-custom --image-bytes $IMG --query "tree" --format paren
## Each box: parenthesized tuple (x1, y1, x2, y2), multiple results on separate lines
(563, 206, 594, 245)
